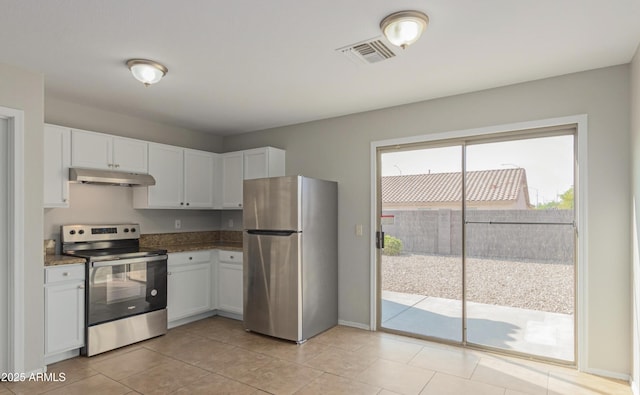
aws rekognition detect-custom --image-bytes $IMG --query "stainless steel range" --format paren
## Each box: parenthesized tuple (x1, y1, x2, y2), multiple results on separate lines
(61, 224, 168, 356)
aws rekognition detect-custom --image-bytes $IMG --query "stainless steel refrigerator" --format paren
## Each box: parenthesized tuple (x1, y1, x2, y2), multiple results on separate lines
(243, 175, 338, 343)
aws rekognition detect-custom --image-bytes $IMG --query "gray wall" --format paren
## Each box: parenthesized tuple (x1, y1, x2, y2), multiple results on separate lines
(0, 63, 44, 373)
(630, 43, 640, 394)
(383, 209, 574, 264)
(224, 65, 631, 375)
(44, 185, 223, 250)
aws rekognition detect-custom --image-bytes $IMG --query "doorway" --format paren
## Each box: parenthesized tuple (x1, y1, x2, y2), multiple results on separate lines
(0, 106, 25, 373)
(376, 126, 576, 363)
(1, 117, 8, 373)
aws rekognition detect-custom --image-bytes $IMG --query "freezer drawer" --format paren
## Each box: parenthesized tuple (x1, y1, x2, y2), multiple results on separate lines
(243, 231, 301, 341)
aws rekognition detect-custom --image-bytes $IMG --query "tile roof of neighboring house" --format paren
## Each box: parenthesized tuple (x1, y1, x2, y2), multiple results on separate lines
(382, 168, 530, 204)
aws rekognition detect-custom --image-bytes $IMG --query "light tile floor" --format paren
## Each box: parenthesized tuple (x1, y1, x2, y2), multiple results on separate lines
(2, 316, 631, 395)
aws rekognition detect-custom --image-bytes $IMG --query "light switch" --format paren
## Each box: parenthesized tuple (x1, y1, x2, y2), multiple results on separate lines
(356, 224, 363, 236)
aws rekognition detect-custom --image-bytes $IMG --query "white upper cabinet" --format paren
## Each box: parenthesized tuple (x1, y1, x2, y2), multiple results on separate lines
(222, 152, 244, 209)
(140, 143, 184, 208)
(70, 130, 111, 170)
(43, 124, 71, 208)
(184, 149, 215, 208)
(46, 124, 284, 211)
(222, 147, 285, 209)
(134, 143, 217, 209)
(71, 129, 148, 173)
(244, 147, 285, 180)
(112, 136, 148, 173)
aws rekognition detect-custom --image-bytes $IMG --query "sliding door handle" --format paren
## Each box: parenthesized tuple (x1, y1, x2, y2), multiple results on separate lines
(376, 231, 385, 249)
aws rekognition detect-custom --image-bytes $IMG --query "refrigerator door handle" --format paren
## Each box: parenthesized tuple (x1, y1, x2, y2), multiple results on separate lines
(247, 230, 298, 236)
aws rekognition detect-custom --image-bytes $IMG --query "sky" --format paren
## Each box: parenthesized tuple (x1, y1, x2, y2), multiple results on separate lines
(381, 134, 574, 205)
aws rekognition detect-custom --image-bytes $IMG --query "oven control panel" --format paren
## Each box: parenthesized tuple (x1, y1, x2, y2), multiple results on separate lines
(61, 224, 140, 243)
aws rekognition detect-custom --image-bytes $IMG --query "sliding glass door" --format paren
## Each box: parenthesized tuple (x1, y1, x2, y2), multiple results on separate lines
(378, 144, 463, 343)
(464, 135, 575, 361)
(377, 130, 576, 363)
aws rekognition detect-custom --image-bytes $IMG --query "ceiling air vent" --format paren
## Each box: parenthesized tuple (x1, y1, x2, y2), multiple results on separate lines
(337, 37, 396, 64)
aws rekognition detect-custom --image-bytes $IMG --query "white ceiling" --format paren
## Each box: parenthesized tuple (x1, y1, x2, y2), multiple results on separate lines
(2, 1, 640, 136)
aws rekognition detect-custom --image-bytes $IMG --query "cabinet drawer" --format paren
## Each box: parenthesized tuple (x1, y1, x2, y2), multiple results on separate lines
(168, 250, 211, 266)
(219, 250, 242, 264)
(45, 264, 85, 284)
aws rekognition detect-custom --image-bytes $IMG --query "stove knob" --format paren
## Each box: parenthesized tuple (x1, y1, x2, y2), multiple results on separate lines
(78, 229, 85, 235)
(124, 228, 130, 233)
(69, 230, 76, 235)
(131, 228, 137, 233)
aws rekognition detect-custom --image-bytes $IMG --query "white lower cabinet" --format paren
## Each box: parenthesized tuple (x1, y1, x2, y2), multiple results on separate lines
(167, 251, 212, 322)
(166, 249, 243, 326)
(217, 251, 243, 316)
(44, 264, 85, 363)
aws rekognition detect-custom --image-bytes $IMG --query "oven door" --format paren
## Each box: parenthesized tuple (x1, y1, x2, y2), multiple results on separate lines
(87, 255, 167, 326)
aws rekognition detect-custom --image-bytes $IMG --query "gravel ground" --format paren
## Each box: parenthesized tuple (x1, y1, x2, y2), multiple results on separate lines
(381, 253, 574, 314)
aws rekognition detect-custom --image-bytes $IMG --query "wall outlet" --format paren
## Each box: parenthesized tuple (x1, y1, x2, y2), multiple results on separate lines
(228, 219, 234, 228)
(174, 219, 181, 230)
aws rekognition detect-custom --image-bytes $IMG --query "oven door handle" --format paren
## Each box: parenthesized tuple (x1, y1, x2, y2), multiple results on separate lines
(91, 254, 168, 268)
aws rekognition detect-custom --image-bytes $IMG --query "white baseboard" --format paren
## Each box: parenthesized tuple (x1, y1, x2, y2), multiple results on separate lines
(215, 310, 243, 321)
(43, 349, 80, 366)
(582, 367, 630, 382)
(338, 320, 371, 331)
(167, 311, 217, 329)
(25, 366, 46, 376)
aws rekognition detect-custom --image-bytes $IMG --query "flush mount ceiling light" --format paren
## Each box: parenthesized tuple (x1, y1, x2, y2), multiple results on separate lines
(380, 10, 429, 49)
(126, 59, 168, 87)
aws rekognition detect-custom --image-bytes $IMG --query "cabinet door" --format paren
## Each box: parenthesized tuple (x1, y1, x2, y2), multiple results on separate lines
(210, 260, 218, 310)
(184, 149, 214, 208)
(218, 263, 243, 315)
(212, 154, 222, 209)
(71, 130, 112, 169)
(222, 152, 244, 208)
(43, 125, 70, 208)
(243, 148, 268, 180)
(112, 137, 148, 173)
(167, 263, 211, 322)
(146, 143, 184, 208)
(45, 281, 84, 355)
(244, 147, 285, 180)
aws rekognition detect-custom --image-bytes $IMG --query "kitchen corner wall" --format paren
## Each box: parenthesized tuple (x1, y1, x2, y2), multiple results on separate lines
(43, 97, 228, 244)
(223, 64, 632, 376)
(44, 184, 223, 248)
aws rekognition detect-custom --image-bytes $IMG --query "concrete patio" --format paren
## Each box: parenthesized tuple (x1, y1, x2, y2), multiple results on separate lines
(382, 290, 575, 362)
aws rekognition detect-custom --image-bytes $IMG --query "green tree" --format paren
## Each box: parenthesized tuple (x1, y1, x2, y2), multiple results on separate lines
(536, 186, 573, 209)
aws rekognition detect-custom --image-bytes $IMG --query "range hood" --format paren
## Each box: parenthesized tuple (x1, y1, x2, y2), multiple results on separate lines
(69, 168, 156, 186)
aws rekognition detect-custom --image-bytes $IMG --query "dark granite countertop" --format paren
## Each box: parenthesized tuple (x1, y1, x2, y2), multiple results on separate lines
(44, 230, 243, 266)
(164, 241, 243, 253)
(44, 255, 86, 267)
